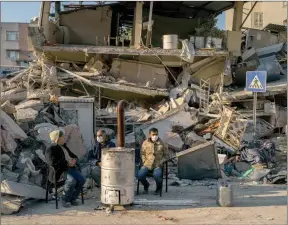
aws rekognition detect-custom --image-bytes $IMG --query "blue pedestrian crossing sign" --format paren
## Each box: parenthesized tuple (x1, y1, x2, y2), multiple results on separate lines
(246, 71, 267, 92)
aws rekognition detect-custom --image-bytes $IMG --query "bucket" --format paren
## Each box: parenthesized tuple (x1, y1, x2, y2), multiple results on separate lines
(163, 35, 178, 50)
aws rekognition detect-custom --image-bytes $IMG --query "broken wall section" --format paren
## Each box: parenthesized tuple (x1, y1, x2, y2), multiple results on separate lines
(59, 7, 112, 45)
(110, 59, 169, 88)
(142, 12, 199, 47)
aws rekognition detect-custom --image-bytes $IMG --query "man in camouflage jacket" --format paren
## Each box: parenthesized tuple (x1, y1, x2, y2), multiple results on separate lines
(138, 127, 169, 195)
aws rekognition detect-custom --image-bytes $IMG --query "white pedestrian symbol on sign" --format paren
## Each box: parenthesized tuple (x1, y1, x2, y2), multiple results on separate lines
(248, 75, 263, 89)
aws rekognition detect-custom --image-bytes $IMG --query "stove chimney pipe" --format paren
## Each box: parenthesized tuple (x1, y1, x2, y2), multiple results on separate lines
(116, 100, 126, 147)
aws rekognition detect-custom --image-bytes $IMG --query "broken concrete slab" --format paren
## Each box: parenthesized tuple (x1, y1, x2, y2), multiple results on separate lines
(84, 56, 106, 74)
(2, 169, 20, 182)
(158, 102, 170, 114)
(1, 129, 17, 154)
(0, 90, 28, 104)
(139, 107, 198, 149)
(111, 59, 168, 88)
(1, 154, 13, 171)
(1, 180, 46, 199)
(1, 100, 16, 114)
(1, 195, 23, 215)
(137, 112, 152, 122)
(184, 131, 207, 147)
(15, 99, 44, 111)
(163, 131, 184, 151)
(1, 111, 27, 140)
(176, 141, 221, 180)
(191, 58, 232, 90)
(15, 108, 38, 123)
(64, 124, 87, 159)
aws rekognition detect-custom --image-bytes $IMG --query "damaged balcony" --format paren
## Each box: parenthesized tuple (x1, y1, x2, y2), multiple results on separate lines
(27, 1, 237, 101)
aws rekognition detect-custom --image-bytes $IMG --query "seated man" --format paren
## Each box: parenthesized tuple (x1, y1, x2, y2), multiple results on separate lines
(88, 129, 116, 186)
(138, 128, 168, 195)
(46, 130, 86, 208)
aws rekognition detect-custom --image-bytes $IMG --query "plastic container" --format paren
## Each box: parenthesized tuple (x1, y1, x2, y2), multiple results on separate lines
(216, 182, 233, 207)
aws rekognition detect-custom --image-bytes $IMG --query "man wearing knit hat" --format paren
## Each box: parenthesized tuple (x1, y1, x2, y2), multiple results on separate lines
(45, 130, 86, 208)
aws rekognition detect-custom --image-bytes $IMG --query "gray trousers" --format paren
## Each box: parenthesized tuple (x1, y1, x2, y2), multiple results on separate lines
(90, 166, 101, 186)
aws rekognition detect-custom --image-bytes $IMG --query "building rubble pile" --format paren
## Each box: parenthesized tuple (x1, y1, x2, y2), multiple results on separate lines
(0, 39, 287, 214)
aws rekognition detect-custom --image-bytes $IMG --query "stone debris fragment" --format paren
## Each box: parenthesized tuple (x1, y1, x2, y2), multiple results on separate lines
(1, 100, 16, 114)
(15, 108, 39, 123)
(1, 195, 23, 215)
(15, 99, 44, 111)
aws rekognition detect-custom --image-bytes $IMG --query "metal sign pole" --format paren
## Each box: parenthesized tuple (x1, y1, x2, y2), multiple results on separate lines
(253, 92, 257, 137)
(246, 71, 267, 139)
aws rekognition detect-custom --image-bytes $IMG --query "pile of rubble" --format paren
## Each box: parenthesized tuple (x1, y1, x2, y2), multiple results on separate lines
(1, 36, 287, 215)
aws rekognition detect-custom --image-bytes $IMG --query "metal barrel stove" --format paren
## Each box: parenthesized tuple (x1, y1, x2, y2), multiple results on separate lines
(101, 100, 135, 206)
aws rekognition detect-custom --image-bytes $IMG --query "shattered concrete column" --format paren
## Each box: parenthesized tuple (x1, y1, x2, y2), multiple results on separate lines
(131, 2, 143, 48)
(55, 1, 61, 25)
(146, 1, 153, 47)
(38, 1, 51, 40)
(232, 2, 244, 31)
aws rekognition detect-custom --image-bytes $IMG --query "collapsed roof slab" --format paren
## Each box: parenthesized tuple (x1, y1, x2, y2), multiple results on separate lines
(73, 80, 169, 101)
(41, 45, 229, 57)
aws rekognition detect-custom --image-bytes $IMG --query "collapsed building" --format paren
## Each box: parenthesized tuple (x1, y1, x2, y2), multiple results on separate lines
(0, 1, 287, 214)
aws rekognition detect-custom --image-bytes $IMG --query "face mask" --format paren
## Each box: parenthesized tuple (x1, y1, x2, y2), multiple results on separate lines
(151, 135, 158, 142)
(97, 136, 104, 143)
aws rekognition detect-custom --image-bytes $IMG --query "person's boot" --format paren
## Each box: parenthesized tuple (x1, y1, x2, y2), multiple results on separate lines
(153, 187, 161, 195)
(71, 199, 81, 206)
(143, 183, 150, 194)
(62, 201, 71, 208)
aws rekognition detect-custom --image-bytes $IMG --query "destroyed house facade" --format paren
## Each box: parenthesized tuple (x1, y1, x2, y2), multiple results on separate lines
(27, 1, 238, 102)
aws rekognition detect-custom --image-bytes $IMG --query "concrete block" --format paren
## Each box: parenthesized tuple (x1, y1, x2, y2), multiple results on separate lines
(163, 131, 184, 151)
(1, 129, 17, 154)
(140, 108, 198, 149)
(1, 100, 16, 114)
(137, 112, 152, 122)
(1, 180, 46, 199)
(15, 99, 44, 111)
(2, 169, 19, 182)
(1, 195, 23, 215)
(16, 108, 38, 123)
(1, 111, 27, 140)
(158, 102, 170, 114)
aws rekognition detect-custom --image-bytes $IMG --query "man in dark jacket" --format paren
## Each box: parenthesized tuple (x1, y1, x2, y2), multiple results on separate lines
(45, 130, 86, 208)
(88, 129, 115, 186)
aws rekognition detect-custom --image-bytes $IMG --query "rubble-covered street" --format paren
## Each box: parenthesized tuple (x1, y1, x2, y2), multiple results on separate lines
(0, 1, 287, 224)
